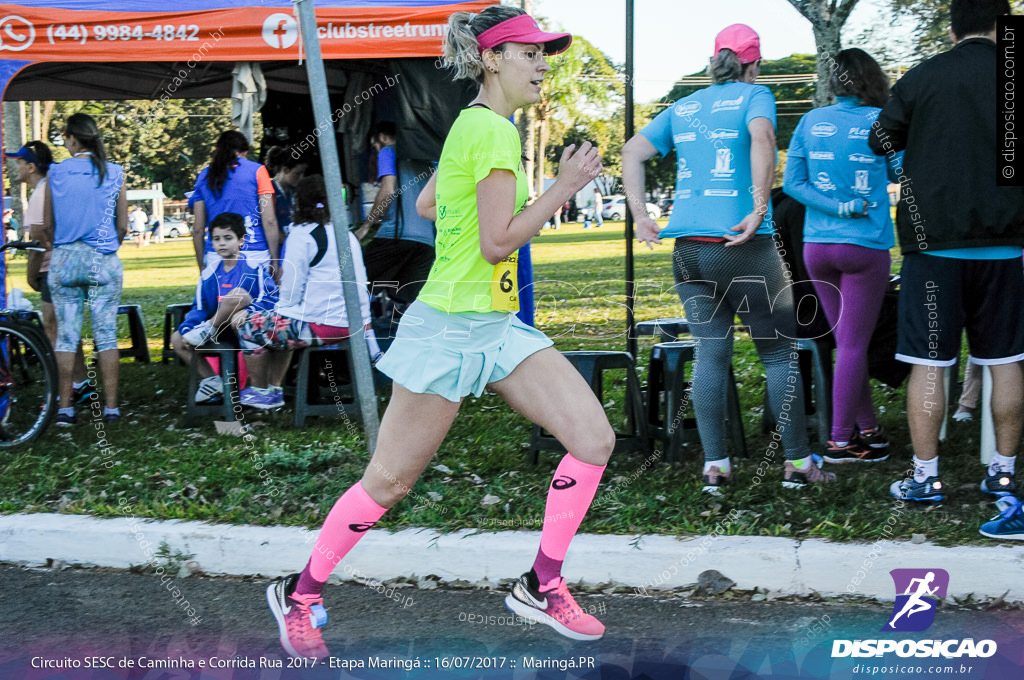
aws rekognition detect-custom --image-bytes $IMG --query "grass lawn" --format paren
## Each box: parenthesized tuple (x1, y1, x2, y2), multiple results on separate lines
(0, 224, 1000, 545)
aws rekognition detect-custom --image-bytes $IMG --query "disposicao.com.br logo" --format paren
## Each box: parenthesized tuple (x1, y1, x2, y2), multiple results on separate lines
(831, 568, 997, 659)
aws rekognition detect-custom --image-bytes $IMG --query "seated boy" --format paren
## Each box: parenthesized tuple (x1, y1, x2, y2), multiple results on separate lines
(172, 212, 278, 403)
(227, 174, 381, 410)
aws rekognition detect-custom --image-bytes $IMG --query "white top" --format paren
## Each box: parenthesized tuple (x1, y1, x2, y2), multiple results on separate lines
(277, 222, 372, 329)
(26, 179, 49, 271)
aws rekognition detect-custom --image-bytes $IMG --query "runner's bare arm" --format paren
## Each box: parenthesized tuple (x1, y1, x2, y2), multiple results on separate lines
(621, 134, 661, 249)
(478, 143, 602, 265)
(416, 172, 438, 221)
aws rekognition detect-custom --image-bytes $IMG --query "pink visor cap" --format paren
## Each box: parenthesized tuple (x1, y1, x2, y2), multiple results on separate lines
(714, 24, 762, 64)
(477, 14, 572, 56)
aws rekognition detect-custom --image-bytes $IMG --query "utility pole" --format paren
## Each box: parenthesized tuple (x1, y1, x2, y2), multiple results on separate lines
(294, 0, 381, 452)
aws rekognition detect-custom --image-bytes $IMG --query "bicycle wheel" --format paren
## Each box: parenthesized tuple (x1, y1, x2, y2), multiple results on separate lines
(0, 321, 57, 447)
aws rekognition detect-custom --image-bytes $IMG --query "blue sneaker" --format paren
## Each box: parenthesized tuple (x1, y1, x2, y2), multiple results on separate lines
(980, 470, 1016, 497)
(240, 386, 284, 410)
(980, 496, 1024, 540)
(265, 386, 285, 409)
(890, 475, 944, 502)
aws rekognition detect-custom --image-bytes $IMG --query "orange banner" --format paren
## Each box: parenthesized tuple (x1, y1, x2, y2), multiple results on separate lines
(0, 2, 497, 62)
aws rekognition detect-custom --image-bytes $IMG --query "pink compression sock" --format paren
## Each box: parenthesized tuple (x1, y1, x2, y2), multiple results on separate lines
(295, 481, 388, 596)
(533, 453, 606, 588)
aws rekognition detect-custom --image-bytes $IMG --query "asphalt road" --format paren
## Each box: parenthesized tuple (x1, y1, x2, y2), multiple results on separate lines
(1, 564, 1022, 679)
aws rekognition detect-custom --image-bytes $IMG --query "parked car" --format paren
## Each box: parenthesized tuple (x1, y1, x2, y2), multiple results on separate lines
(161, 217, 190, 239)
(602, 196, 661, 220)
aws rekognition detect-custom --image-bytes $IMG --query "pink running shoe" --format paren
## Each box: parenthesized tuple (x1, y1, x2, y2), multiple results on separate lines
(504, 570, 605, 641)
(266, 574, 330, 659)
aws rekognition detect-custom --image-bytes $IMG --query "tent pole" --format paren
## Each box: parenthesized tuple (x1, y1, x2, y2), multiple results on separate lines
(624, 0, 636, 359)
(294, 0, 380, 453)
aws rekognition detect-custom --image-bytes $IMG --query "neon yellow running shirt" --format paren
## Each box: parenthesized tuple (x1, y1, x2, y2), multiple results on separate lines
(418, 107, 528, 313)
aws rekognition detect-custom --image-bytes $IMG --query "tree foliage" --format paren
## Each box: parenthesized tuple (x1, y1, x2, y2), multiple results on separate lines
(657, 54, 817, 150)
(857, 0, 1024, 65)
(529, 35, 619, 191)
(45, 98, 236, 198)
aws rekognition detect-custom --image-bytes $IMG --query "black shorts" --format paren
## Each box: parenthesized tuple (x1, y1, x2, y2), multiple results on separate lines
(897, 252, 1024, 366)
(35, 271, 51, 304)
(363, 238, 436, 304)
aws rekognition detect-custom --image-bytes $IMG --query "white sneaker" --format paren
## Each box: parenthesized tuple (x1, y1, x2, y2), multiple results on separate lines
(953, 407, 973, 422)
(183, 320, 215, 347)
(194, 376, 223, 403)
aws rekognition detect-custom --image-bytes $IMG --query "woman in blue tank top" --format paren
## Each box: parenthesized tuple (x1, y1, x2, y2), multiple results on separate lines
(43, 112, 127, 425)
(191, 130, 280, 276)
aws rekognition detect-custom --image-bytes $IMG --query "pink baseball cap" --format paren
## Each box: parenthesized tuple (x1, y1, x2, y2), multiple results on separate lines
(714, 24, 761, 64)
(477, 14, 572, 56)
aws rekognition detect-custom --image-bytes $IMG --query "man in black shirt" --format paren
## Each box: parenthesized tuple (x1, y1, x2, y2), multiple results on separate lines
(870, 0, 1024, 525)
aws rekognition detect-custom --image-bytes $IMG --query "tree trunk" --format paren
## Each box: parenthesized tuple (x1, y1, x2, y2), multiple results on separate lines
(41, 101, 54, 143)
(521, 107, 536, 195)
(519, 0, 536, 194)
(4, 101, 26, 231)
(535, 116, 549, 196)
(786, 0, 860, 107)
(813, 23, 843, 107)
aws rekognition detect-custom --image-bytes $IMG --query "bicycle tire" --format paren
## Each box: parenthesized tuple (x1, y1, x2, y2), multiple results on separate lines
(0, 320, 58, 447)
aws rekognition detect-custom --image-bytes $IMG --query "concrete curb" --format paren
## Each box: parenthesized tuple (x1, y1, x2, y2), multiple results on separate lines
(2, 513, 1023, 601)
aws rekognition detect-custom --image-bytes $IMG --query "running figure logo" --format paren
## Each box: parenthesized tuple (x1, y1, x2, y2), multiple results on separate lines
(882, 568, 949, 632)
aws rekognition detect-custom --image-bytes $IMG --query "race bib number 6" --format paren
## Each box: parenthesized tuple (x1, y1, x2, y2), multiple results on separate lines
(491, 252, 519, 312)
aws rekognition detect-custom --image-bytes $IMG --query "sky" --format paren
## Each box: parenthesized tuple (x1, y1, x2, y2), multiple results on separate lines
(533, 0, 895, 103)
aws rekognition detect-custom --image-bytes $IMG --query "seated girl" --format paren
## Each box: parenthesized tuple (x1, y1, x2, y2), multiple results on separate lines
(230, 175, 382, 410)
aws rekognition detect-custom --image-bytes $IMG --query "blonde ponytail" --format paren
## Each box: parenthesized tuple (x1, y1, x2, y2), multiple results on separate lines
(442, 5, 527, 83)
(444, 12, 485, 83)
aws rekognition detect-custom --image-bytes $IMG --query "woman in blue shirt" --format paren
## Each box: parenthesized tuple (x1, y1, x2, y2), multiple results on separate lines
(784, 48, 897, 463)
(191, 130, 280, 276)
(43, 113, 127, 425)
(623, 24, 835, 493)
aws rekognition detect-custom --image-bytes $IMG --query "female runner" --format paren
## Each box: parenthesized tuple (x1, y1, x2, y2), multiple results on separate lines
(266, 4, 612, 658)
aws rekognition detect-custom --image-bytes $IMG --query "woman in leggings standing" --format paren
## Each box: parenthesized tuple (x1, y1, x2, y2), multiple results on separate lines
(784, 48, 897, 463)
(43, 113, 127, 425)
(622, 24, 835, 493)
(266, 4, 611, 659)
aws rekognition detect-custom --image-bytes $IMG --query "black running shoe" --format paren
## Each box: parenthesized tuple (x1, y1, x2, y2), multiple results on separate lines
(981, 470, 1016, 497)
(857, 426, 890, 449)
(73, 381, 97, 405)
(823, 439, 889, 464)
(890, 475, 944, 502)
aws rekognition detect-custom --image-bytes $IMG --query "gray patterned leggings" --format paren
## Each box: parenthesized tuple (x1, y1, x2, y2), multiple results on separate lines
(49, 241, 123, 353)
(672, 235, 810, 462)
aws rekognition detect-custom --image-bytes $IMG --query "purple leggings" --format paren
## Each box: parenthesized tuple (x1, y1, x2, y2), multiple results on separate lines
(804, 243, 891, 442)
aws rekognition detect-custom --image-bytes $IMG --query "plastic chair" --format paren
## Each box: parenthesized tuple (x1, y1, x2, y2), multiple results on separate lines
(185, 340, 243, 426)
(646, 341, 747, 463)
(162, 303, 193, 364)
(529, 351, 649, 463)
(116, 304, 150, 363)
(292, 341, 361, 429)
